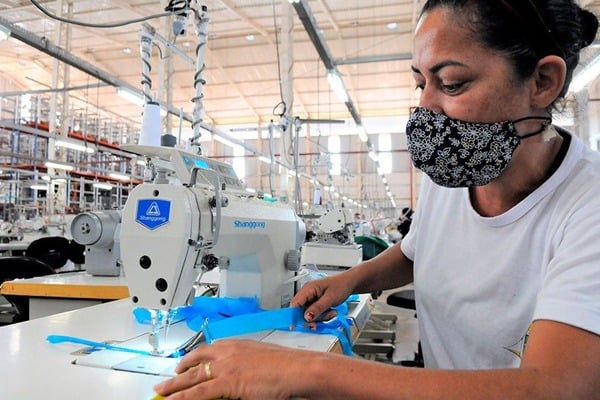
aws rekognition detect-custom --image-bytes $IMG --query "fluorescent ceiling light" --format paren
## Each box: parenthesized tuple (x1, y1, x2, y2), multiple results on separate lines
(109, 172, 131, 181)
(0, 25, 10, 41)
(45, 161, 74, 171)
(326, 69, 349, 103)
(245, 187, 257, 194)
(30, 184, 48, 190)
(55, 139, 95, 154)
(357, 125, 368, 143)
(258, 156, 272, 164)
(93, 182, 113, 190)
(116, 87, 145, 106)
(569, 54, 600, 92)
(213, 134, 237, 148)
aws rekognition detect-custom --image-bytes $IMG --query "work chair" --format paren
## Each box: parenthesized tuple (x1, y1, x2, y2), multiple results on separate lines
(0, 256, 56, 324)
(386, 287, 424, 367)
(67, 239, 86, 266)
(25, 236, 70, 270)
(352, 235, 398, 360)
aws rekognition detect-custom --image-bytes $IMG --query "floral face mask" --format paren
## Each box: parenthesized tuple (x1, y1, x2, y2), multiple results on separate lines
(405, 107, 551, 188)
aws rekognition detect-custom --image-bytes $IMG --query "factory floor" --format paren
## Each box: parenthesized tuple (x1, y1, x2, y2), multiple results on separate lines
(354, 286, 421, 365)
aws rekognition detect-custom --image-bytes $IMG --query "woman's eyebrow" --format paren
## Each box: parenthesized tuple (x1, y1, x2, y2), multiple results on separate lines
(411, 60, 469, 75)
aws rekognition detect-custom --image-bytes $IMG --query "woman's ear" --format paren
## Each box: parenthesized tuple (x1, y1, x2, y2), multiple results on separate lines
(530, 55, 567, 109)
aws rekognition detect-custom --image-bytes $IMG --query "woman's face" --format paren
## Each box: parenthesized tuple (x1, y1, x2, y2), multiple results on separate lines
(411, 7, 534, 123)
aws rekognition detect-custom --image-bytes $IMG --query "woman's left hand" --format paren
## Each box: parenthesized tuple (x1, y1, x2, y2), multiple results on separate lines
(153, 339, 309, 400)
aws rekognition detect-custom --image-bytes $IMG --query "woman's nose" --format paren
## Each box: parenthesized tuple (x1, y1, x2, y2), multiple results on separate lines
(418, 86, 443, 114)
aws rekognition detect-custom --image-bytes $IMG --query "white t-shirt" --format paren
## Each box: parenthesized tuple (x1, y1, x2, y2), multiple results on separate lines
(401, 131, 600, 369)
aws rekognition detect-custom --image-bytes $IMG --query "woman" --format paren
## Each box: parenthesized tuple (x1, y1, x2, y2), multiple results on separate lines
(154, 1, 600, 398)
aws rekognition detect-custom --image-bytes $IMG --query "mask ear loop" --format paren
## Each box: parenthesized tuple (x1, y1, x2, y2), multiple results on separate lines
(513, 116, 552, 139)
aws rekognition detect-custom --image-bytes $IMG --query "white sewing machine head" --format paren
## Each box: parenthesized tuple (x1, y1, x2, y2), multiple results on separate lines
(119, 146, 305, 312)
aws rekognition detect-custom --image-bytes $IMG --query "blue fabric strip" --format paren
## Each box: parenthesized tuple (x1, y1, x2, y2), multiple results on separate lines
(48, 296, 358, 358)
(46, 334, 154, 356)
(200, 307, 305, 343)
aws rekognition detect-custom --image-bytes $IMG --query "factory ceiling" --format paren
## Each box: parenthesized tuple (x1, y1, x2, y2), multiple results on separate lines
(1, 0, 600, 214)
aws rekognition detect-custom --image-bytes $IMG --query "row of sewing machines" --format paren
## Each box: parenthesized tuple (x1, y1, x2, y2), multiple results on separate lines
(68, 145, 367, 354)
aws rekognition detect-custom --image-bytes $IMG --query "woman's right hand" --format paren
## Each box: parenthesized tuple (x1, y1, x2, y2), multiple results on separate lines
(290, 273, 354, 322)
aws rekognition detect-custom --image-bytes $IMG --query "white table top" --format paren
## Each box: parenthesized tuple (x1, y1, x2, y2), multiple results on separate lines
(0, 300, 166, 399)
(0, 241, 30, 251)
(0, 295, 368, 399)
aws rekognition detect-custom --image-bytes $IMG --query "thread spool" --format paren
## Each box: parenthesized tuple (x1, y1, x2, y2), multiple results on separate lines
(139, 102, 161, 146)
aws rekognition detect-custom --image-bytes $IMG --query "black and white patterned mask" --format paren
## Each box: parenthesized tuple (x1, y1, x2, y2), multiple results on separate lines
(405, 107, 551, 188)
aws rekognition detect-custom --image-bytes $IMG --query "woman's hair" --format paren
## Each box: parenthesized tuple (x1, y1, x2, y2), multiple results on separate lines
(420, 0, 599, 104)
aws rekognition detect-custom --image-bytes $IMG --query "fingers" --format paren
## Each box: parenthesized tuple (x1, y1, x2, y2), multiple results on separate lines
(154, 361, 215, 397)
(290, 278, 347, 322)
(302, 298, 335, 322)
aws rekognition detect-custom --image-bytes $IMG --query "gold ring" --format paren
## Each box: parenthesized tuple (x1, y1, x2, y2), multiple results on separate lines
(204, 361, 213, 380)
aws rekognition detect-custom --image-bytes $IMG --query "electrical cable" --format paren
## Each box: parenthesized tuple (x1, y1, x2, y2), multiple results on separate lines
(28, 0, 177, 29)
(271, 0, 287, 118)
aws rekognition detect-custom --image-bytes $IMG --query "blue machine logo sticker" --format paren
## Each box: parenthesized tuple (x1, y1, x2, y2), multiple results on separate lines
(233, 220, 266, 229)
(136, 199, 171, 230)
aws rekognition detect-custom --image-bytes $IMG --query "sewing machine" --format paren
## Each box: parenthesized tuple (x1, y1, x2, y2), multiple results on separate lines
(70, 211, 121, 276)
(119, 146, 305, 351)
(300, 207, 362, 270)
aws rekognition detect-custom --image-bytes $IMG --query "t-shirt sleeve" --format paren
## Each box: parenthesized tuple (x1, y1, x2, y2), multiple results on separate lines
(533, 193, 600, 336)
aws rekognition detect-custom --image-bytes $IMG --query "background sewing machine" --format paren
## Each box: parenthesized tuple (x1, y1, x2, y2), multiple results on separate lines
(300, 206, 363, 271)
(120, 145, 306, 315)
(70, 210, 122, 276)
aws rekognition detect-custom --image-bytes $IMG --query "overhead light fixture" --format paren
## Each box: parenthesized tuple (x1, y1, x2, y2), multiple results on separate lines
(30, 184, 48, 190)
(55, 139, 95, 154)
(0, 24, 10, 41)
(245, 34, 255, 41)
(258, 156, 272, 164)
(569, 53, 600, 92)
(109, 172, 131, 182)
(368, 151, 379, 162)
(116, 87, 145, 106)
(326, 69, 349, 103)
(245, 187, 257, 194)
(387, 22, 399, 30)
(93, 182, 113, 190)
(213, 134, 238, 148)
(357, 125, 368, 143)
(45, 161, 74, 171)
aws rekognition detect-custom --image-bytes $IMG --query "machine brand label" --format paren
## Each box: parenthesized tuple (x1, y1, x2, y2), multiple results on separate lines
(136, 199, 171, 230)
(233, 220, 266, 229)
